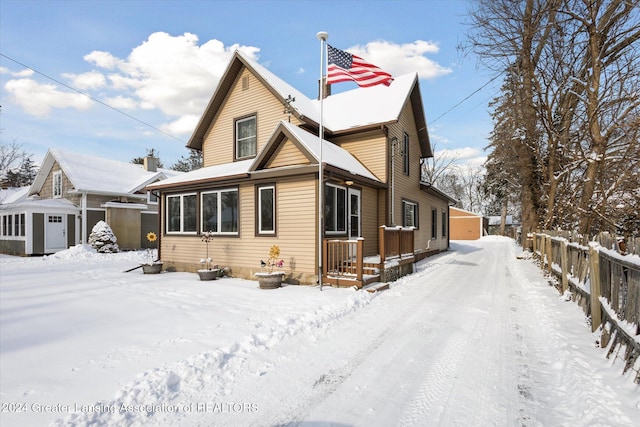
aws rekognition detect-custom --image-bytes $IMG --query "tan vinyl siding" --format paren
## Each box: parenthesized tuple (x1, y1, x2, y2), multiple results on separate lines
(160, 174, 318, 283)
(360, 186, 379, 256)
(334, 130, 387, 182)
(202, 67, 303, 167)
(266, 138, 311, 169)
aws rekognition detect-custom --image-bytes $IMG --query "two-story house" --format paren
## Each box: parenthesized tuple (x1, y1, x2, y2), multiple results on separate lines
(147, 50, 455, 286)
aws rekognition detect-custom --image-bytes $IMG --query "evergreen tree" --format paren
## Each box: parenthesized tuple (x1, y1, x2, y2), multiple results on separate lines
(89, 220, 120, 253)
(172, 149, 202, 172)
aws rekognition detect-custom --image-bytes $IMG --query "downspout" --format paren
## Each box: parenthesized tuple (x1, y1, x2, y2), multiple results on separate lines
(81, 191, 88, 244)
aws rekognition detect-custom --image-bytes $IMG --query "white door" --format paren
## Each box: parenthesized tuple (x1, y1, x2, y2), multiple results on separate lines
(45, 214, 66, 252)
(348, 188, 361, 239)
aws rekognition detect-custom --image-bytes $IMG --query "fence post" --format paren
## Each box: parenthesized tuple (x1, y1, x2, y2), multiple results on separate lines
(589, 243, 602, 332)
(560, 239, 569, 293)
(546, 235, 553, 274)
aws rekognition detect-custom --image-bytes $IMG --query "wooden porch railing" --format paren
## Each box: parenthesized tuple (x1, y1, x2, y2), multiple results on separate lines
(322, 227, 416, 288)
(379, 226, 415, 263)
(323, 238, 364, 285)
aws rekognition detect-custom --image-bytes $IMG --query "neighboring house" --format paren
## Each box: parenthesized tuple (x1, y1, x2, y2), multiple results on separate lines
(449, 207, 488, 240)
(0, 149, 182, 255)
(487, 215, 514, 236)
(147, 50, 455, 285)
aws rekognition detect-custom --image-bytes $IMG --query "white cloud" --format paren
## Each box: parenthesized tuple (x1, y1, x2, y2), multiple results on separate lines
(348, 40, 452, 80)
(435, 147, 483, 161)
(63, 70, 106, 90)
(4, 78, 93, 116)
(3, 32, 260, 136)
(105, 95, 138, 110)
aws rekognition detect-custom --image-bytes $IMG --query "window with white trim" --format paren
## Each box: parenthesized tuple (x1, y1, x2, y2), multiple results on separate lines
(166, 193, 197, 233)
(324, 183, 346, 234)
(53, 171, 62, 198)
(201, 189, 238, 234)
(257, 185, 275, 235)
(236, 115, 257, 159)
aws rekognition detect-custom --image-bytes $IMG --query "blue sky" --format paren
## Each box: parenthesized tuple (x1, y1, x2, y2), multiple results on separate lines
(0, 0, 499, 168)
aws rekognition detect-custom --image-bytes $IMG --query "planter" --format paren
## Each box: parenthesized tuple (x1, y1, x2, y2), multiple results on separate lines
(142, 262, 163, 274)
(255, 272, 285, 289)
(197, 269, 219, 281)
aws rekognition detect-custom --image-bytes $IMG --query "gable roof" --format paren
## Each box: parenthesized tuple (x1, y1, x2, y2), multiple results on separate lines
(29, 149, 183, 198)
(187, 50, 432, 158)
(150, 120, 382, 191)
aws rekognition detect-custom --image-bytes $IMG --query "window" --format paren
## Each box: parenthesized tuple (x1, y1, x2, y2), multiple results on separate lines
(53, 171, 62, 198)
(324, 183, 346, 234)
(166, 194, 197, 233)
(403, 132, 410, 175)
(147, 191, 158, 204)
(257, 185, 275, 235)
(14, 214, 25, 237)
(442, 210, 447, 237)
(2, 215, 12, 236)
(402, 200, 418, 228)
(236, 115, 257, 159)
(431, 208, 438, 239)
(201, 189, 239, 234)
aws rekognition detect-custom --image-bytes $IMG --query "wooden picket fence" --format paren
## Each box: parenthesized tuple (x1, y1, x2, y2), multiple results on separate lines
(533, 231, 640, 382)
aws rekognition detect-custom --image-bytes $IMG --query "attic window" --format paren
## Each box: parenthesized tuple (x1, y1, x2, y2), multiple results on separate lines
(242, 76, 249, 91)
(53, 171, 63, 198)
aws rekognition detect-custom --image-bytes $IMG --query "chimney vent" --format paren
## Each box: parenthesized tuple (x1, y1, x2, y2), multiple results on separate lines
(143, 156, 158, 172)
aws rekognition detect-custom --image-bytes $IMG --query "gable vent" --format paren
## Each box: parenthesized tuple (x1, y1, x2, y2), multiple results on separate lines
(242, 76, 249, 91)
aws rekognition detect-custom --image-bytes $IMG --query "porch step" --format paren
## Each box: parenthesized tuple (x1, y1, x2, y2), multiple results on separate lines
(362, 282, 390, 293)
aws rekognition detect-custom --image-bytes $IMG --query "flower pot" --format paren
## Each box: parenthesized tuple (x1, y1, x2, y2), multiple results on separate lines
(197, 269, 219, 281)
(142, 262, 163, 274)
(255, 272, 284, 289)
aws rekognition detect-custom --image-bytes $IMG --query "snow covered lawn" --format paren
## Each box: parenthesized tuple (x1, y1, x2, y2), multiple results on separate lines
(1, 237, 638, 426)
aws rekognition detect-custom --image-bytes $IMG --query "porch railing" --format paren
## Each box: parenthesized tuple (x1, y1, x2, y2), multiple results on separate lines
(379, 226, 415, 263)
(322, 227, 416, 288)
(323, 238, 364, 283)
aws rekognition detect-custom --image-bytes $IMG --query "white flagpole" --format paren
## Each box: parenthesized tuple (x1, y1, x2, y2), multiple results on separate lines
(316, 31, 328, 290)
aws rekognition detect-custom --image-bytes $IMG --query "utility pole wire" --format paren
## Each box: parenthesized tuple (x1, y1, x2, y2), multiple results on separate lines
(430, 72, 503, 124)
(0, 53, 187, 144)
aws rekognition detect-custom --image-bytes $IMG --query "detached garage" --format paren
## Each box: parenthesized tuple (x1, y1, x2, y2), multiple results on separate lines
(449, 207, 486, 240)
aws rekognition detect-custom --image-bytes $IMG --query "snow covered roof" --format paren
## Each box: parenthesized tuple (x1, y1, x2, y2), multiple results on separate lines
(488, 215, 513, 226)
(0, 196, 78, 212)
(273, 121, 380, 182)
(150, 121, 381, 190)
(29, 149, 183, 197)
(147, 159, 253, 189)
(188, 50, 431, 158)
(0, 187, 29, 205)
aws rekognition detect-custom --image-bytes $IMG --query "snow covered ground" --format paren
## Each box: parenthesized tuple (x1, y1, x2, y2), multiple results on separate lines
(1, 236, 638, 426)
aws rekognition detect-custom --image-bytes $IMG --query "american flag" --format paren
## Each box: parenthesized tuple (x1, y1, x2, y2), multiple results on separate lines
(327, 45, 394, 88)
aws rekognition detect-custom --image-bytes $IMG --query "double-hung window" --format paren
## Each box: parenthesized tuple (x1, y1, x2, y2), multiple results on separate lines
(166, 194, 197, 233)
(53, 171, 62, 198)
(236, 115, 257, 159)
(324, 183, 346, 234)
(431, 208, 438, 239)
(257, 185, 275, 235)
(402, 200, 418, 228)
(201, 189, 239, 234)
(403, 132, 410, 175)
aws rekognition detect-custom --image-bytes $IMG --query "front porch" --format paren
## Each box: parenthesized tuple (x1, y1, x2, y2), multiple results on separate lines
(322, 226, 436, 288)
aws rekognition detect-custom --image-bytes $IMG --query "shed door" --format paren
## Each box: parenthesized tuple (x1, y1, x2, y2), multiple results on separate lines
(45, 214, 66, 252)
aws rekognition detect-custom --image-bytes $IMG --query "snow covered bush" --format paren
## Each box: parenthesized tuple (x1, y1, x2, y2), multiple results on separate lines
(89, 220, 120, 253)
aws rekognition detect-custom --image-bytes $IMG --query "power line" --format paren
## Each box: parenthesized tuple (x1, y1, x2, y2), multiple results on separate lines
(0, 53, 187, 144)
(430, 72, 503, 124)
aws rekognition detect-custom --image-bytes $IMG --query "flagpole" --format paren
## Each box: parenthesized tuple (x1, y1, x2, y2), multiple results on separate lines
(316, 31, 328, 291)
